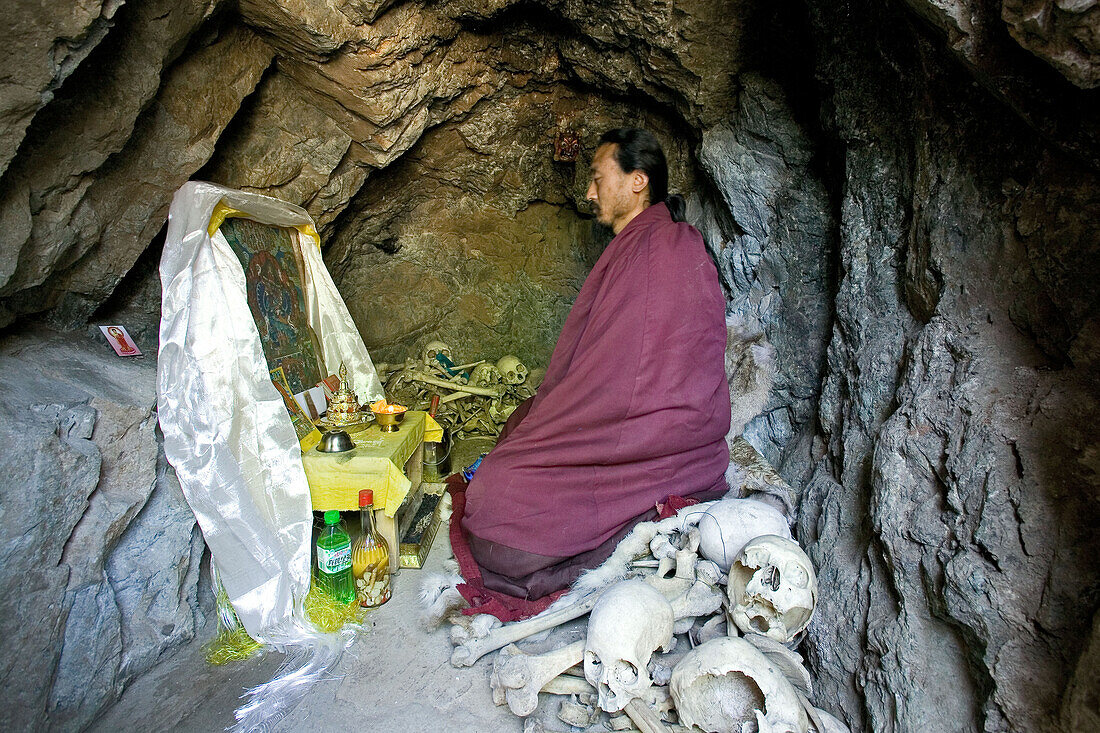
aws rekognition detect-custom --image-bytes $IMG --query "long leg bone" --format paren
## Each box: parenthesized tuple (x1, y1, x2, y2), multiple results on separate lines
(411, 371, 501, 397)
(450, 360, 486, 371)
(492, 641, 585, 716)
(542, 674, 596, 696)
(451, 591, 603, 666)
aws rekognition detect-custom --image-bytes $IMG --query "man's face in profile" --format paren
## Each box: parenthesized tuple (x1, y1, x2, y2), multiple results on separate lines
(586, 144, 634, 229)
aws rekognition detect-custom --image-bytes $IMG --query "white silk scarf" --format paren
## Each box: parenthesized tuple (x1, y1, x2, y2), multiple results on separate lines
(157, 180, 382, 639)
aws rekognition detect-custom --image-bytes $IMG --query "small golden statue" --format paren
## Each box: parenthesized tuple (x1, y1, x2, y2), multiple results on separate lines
(325, 363, 363, 426)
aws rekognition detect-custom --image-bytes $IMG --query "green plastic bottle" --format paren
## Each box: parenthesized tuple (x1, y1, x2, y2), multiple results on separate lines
(316, 510, 354, 604)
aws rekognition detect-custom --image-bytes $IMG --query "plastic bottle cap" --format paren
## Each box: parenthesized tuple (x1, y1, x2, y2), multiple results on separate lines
(323, 510, 340, 525)
(359, 489, 373, 507)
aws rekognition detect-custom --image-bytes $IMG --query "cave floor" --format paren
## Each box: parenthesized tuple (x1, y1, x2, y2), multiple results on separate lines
(92, 436, 517, 732)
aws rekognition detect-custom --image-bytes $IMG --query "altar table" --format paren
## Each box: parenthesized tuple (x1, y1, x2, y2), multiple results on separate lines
(303, 410, 443, 572)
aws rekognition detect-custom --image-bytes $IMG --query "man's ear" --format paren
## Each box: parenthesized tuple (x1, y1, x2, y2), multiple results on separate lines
(631, 170, 649, 194)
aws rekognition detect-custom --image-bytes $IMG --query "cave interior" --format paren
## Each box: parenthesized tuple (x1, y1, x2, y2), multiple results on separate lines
(0, 0, 1098, 731)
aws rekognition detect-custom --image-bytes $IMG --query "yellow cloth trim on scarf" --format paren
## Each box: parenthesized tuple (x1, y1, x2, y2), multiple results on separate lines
(298, 223, 321, 250)
(207, 201, 321, 247)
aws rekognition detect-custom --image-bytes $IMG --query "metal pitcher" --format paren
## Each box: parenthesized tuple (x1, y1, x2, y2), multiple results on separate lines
(422, 427, 452, 481)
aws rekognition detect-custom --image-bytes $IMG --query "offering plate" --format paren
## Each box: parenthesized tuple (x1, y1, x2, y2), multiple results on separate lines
(317, 411, 372, 430)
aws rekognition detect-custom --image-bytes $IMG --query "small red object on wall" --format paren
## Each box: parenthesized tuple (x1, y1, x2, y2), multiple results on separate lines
(554, 130, 580, 162)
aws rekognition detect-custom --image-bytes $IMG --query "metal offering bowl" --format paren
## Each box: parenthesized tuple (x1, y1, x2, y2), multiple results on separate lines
(317, 429, 355, 453)
(371, 407, 407, 432)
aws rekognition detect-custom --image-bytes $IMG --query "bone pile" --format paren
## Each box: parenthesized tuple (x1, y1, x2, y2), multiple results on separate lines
(375, 340, 541, 439)
(436, 494, 851, 733)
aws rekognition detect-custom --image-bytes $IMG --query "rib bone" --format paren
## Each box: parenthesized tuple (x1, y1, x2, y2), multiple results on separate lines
(541, 674, 595, 696)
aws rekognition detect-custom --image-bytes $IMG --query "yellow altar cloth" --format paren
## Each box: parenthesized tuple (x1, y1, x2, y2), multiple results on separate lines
(303, 411, 442, 515)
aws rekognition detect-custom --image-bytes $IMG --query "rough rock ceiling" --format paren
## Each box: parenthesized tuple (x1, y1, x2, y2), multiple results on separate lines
(0, 0, 747, 333)
(0, 0, 1094, 333)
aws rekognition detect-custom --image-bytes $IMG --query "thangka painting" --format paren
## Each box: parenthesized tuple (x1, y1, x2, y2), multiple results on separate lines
(220, 216, 324, 394)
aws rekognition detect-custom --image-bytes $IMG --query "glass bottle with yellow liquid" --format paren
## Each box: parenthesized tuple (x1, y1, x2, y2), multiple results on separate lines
(352, 489, 391, 607)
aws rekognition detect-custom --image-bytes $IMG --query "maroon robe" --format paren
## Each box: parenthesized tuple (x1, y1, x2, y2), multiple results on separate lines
(460, 202, 730, 599)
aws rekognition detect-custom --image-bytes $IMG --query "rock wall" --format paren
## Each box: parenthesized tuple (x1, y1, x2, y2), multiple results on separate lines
(0, 5, 272, 328)
(322, 87, 694, 364)
(0, 331, 210, 731)
(693, 72, 834, 492)
(188, 0, 721, 363)
(797, 2, 1100, 731)
(0, 0, 1097, 731)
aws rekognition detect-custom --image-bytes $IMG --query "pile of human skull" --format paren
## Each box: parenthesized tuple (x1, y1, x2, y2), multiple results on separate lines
(442, 496, 851, 733)
(375, 340, 541, 439)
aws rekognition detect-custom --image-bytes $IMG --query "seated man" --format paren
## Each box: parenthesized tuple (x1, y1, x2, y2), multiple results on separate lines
(460, 128, 731, 600)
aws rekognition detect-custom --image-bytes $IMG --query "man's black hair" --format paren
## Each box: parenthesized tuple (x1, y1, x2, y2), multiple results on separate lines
(598, 128, 687, 222)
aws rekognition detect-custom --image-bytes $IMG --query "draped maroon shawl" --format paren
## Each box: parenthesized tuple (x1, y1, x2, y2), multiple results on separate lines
(459, 202, 730, 596)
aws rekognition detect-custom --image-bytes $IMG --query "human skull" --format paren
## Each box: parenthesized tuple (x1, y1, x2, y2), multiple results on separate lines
(469, 363, 502, 388)
(584, 580, 674, 713)
(423, 340, 452, 365)
(695, 498, 792, 572)
(496, 355, 528, 385)
(670, 637, 810, 733)
(728, 535, 817, 644)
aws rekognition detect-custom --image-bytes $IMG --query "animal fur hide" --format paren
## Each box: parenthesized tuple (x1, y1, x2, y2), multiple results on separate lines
(724, 311, 776, 443)
(722, 312, 794, 518)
